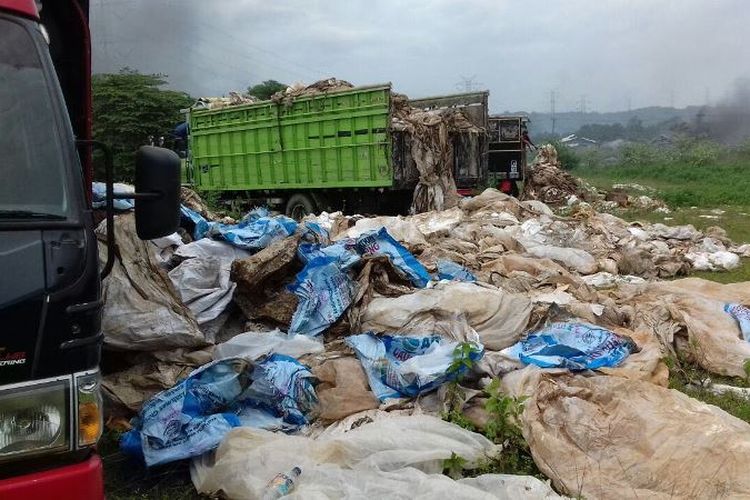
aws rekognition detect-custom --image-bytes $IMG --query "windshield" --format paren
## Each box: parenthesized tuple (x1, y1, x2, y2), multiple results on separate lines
(0, 18, 68, 220)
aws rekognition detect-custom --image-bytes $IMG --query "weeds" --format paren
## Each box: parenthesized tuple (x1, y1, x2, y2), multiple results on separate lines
(441, 375, 540, 479)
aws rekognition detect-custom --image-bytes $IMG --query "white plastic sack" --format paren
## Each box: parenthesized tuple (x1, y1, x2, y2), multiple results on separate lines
(175, 238, 253, 261)
(191, 415, 560, 500)
(99, 215, 205, 351)
(168, 257, 236, 325)
(339, 216, 428, 247)
(361, 282, 532, 350)
(525, 245, 598, 275)
(213, 329, 324, 361)
(685, 250, 740, 271)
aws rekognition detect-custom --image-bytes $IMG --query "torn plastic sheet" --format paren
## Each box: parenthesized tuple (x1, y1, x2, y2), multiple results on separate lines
(346, 333, 483, 401)
(725, 303, 750, 341)
(354, 227, 431, 288)
(288, 256, 357, 336)
(214, 329, 324, 361)
(437, 259, 477, 282)
(92, 182, 134, 211)
(180, 206, 297, 251)
(504, 322, 637, 370)
(120, 356, 316, 467)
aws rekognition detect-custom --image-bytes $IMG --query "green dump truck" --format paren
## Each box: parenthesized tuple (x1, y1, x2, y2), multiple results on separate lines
(183, 84, 488, 218)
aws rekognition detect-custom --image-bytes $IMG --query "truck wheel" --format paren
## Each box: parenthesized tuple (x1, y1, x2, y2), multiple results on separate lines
(285, 193, 316, 221)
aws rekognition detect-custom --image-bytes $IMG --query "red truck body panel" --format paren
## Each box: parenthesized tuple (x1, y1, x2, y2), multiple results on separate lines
(0, 0, 38, 18)
(0, 454, 104, 500)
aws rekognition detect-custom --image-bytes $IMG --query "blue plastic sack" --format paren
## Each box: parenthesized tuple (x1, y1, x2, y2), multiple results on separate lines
(92, 182, 135, 211)
(179, 206, 297, 251)
(437, 259, 477, 282)
(238, 354, 318, 426)
(180, 205, 211, 240)
(346, 333, 484, 401)
(120, 356, 316, 466)
(206, 214, 297, 251)
(300, 221, 330, 245)
(288, 256, 356, 336)
(297, 240, 360, 270)
(354, 228, 430, 288)
(725, 303, 750, 341)
(504, 322, 637, 371)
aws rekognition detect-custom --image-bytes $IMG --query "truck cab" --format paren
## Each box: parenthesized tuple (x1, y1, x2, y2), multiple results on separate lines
(0, 1, 179, 496)
(487, 115, 529, 196)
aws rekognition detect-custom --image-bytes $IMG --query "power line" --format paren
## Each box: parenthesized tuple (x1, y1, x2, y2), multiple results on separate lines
(550, 90, 557, 135)
(456, 75, 482, 93)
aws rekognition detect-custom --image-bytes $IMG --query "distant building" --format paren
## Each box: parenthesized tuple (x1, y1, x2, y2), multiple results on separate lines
(559, 134, 598, 149)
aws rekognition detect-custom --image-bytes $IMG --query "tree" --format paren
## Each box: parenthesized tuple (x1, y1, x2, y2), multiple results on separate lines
(247, 79, 287, 100)
(92, 68, 193, 181)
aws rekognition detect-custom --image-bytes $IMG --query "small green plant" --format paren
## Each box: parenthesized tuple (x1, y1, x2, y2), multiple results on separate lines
(447, 342, 479, 379)
(743, 359, 750, 382)
(442, 452, 467, 480)
(483, 379, 527, 443)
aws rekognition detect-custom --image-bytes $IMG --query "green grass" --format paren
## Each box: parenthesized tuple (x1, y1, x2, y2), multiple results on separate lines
(572, 161, 750, 208)
(100, 430, 203, 500)
(666, 354, 750, 424)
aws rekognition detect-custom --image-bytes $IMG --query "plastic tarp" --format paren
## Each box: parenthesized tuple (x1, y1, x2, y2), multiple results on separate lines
(346, 333, 483, 400)
(121, 356, 317, 467)
(192, 415, 563, 499)
(636, 279, 750, 377)
(361, 282, 532, 350)
(503, 322, 637, 370)
(508, 372, 750, 499)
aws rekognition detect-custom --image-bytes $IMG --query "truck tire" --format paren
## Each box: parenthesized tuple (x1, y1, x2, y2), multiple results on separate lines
(285, 193, 316, 221)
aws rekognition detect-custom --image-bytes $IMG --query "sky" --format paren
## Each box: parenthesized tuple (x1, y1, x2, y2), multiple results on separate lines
(90, 0, 750, 113)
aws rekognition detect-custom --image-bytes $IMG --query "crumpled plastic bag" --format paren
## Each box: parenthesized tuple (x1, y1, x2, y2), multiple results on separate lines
(297, 240, 360, 270)
(120, 356, 316, 467)
(92, 182, 134, 210)
(181, 206, 297, 251)
(168, 257, 236, 325)
(346, 333, 483, 400)
(725, 303, 750, 341)
(503, 322, 637, 370)
(437, 259, 477, 282)
(354, 228, 431, 288)
(362, 282, 532, 350)
(288, 256, 357, 336)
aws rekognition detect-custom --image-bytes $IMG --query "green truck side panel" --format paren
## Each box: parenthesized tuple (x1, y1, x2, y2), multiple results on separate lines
(188, 85, 394, 191)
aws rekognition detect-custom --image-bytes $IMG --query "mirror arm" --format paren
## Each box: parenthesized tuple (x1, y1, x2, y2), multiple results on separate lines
(111, 192, 162, 200)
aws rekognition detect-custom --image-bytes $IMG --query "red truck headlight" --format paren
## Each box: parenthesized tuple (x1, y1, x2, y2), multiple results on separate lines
(0, 378, 70, 462)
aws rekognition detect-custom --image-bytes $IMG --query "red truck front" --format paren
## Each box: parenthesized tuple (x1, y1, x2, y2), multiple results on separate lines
(0, 1, 180, 496)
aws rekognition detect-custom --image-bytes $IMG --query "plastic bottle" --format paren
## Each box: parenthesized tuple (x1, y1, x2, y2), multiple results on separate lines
(261, 466, 302, 500)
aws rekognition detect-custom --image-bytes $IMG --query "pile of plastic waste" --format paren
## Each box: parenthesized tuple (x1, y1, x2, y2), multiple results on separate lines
(98, 185, 750, 499)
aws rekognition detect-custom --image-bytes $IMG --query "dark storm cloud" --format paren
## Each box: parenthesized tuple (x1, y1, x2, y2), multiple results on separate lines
(91, 0, 750, 112)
